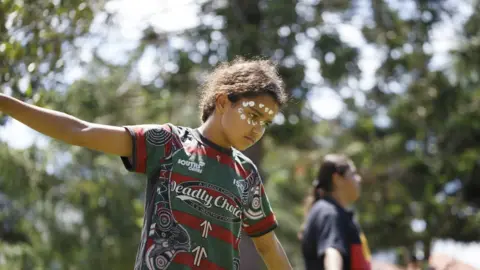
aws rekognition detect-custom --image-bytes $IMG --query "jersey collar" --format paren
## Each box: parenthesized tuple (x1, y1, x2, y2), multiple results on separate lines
(192, 129, 233, 156)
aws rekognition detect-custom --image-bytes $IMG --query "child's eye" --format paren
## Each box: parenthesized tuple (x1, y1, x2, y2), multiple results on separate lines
(259, 121, 271, 127)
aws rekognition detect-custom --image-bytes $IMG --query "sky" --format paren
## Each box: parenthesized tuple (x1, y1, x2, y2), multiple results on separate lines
(1, 0, 480, 267)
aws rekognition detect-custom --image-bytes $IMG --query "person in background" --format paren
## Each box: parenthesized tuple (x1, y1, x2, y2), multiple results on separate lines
(299, 154, 371, 270)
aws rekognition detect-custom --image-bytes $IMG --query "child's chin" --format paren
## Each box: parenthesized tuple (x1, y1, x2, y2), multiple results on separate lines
(231, 142, 244, 151)
(236, 143, 253, 151)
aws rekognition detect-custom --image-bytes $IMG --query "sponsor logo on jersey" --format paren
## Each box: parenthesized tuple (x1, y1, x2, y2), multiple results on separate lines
(177, 159, 205, 173)
(171, 181, 242, 223)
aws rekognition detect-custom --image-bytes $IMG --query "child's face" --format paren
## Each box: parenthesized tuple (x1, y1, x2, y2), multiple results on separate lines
(220, 94, 279, 151)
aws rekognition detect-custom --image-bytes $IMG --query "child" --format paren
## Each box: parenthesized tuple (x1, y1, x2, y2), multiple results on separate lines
(299, 154, 371, 270)
(0, 57, 293, 270)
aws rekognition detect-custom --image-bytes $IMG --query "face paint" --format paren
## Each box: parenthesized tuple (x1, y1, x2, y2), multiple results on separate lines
(238, 99, 275, 127)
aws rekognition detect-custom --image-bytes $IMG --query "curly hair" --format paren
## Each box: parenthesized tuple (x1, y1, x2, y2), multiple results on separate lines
(199, 57, 288, 122)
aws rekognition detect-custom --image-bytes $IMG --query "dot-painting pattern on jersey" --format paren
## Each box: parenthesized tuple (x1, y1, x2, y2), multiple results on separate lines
(120, 124, 277, 270)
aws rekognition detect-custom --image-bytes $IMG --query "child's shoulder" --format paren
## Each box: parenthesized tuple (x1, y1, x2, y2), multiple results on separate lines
(158, 123, 197, 137)
(165, 123, 188, 135)
(137, 123, 192, 143)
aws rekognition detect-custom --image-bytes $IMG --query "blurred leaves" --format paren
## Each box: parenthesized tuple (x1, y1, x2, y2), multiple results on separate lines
(2, 0, 480, 269)
(0, 0, 97, 101)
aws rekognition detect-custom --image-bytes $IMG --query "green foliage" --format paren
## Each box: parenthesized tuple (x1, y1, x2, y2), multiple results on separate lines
(0, 0, 95, 98)
(2, 0, 480, 269)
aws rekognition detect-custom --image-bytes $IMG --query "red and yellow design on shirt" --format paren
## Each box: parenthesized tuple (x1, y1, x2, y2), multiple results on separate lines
(350, 232, 372, 270)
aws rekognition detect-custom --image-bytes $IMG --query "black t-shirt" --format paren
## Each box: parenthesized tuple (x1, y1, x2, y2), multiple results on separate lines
(301, 197, 371, 270)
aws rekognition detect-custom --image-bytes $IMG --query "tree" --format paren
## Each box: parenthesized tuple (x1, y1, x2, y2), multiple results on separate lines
(330, 0, 480, 263)
(3, 0, 480, 268)
(0, 0, 98, 102)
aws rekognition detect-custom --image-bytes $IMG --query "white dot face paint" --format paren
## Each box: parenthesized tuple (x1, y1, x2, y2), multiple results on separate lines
(237, 108, 247, 120)
(237, 99, 276, 127)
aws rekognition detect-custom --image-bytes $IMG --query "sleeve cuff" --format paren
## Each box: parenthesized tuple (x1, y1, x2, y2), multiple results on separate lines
(120, 126, 142, 173)
(243, 213, 278, 237)
(248, 222, 278, 238)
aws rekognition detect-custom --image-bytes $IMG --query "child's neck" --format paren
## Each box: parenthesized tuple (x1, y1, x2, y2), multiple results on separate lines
(197, 117, 232, 149)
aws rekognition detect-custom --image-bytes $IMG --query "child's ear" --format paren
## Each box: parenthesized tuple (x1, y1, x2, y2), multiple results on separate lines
(215, 93, 229, 114)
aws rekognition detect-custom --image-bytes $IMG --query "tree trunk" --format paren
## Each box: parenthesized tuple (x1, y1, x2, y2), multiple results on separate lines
(423, 239, 431, 264)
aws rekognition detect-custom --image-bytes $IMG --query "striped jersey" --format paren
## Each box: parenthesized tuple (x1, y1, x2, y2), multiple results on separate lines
(121, 124, 277, 270)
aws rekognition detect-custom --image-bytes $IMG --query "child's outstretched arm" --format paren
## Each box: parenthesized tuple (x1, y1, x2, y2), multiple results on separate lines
(0, 94, 132, 157)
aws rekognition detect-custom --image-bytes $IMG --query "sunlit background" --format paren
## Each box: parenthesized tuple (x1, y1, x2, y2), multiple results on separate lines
(1, 0, 480, 269)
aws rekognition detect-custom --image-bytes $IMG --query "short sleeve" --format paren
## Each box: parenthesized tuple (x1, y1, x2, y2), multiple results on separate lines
(313, 211, 349, 257)
(241, 168, 278, 237)
(120, 124, 174, 174)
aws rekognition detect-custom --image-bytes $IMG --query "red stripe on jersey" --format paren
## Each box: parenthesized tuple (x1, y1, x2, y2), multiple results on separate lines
(243, 213, 277, 236)
(168, 133, 183, 157)
(173, 252, 226, 270)
(185, 144, 253, 180)
(182, 139, 256, 181)
(156, 124, 173, 157)
(173, 210, 240, 249)
(133, 127, 147, 173)
(145, 238, 154, 252)
(170, 172, 198, 184)
(233, 162, 249, 179)
(164, 141, 172, 157)
(185, 145, 235, 167)
(159, 169, 170, 179)
(259, 184, 266, 196)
